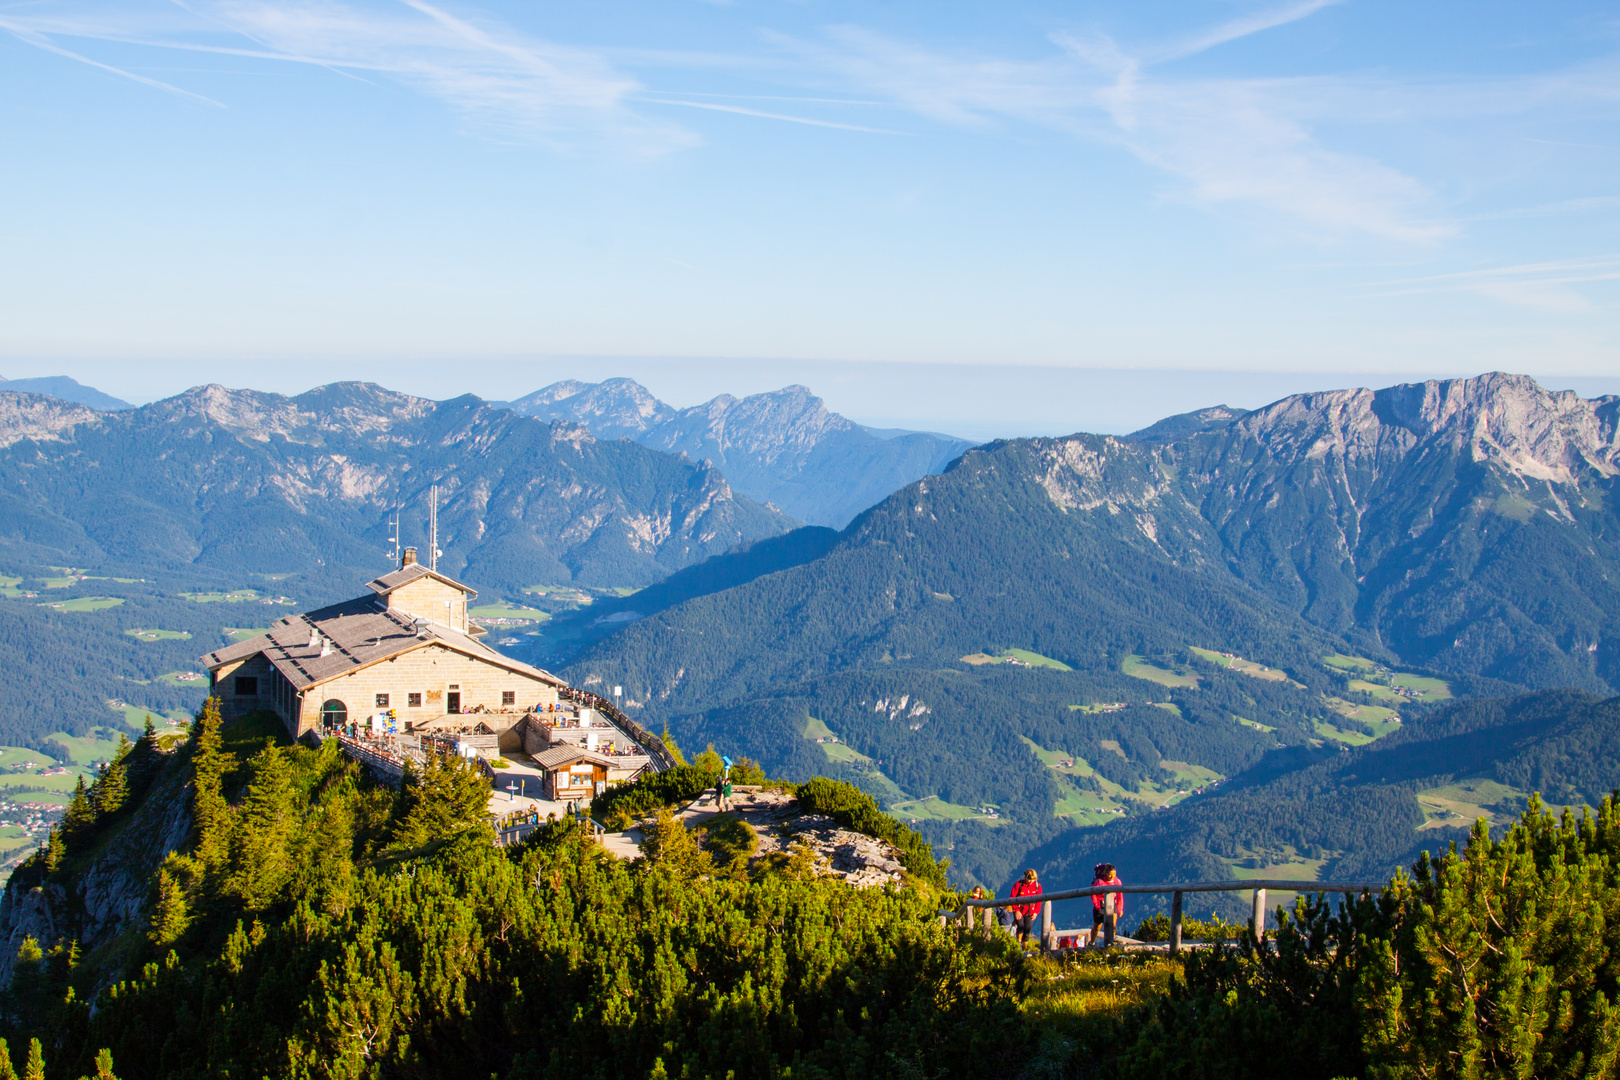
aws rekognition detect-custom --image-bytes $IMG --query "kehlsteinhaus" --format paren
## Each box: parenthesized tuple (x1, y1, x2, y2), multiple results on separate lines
(202, 547, 566, 739)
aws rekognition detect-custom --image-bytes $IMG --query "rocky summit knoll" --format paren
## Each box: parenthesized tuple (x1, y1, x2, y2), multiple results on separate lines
(0, 381, 793, 595)
(505, 378, 973, 528)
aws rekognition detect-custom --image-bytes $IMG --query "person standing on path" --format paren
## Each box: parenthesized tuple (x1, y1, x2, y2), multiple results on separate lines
(1010, 869, 1044, 946)
(1091, 863, 1123, 948)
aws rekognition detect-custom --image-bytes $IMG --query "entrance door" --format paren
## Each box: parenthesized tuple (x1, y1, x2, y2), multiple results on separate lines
(447, 692, 461, 714)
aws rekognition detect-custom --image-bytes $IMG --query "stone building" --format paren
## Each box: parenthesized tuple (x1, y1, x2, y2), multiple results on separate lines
(202, 548, 567, 740)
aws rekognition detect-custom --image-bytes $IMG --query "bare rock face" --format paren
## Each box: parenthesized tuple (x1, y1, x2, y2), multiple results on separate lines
(0, 391, 100, 448)
(721, 791, 907, 889)
(0, 757, 192, 989)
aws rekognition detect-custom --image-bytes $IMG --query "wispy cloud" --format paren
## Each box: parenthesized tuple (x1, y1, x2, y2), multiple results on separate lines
(0, 16, 225, 106)
(648, 99, 901, 135)
(1360, 256, 1620, 311)
(3, 1, 694, 153)
(793, 8, 1454, 244)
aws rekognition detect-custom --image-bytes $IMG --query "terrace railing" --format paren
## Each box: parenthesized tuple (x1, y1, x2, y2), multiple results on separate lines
(560, 688, 677, 773)
(952, 878, 1385, 954)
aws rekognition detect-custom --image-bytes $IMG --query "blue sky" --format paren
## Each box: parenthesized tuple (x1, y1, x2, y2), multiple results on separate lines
(2, 0, 1618, 435)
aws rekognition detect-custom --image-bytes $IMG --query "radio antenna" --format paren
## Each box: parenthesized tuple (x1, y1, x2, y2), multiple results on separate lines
(386, 507, 400, 567)
(429, 485, 440, 572)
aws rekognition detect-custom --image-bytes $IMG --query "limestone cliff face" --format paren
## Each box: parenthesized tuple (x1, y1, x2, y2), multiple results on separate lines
(0, 392, 100, 449)
(0, 752, 191, 989)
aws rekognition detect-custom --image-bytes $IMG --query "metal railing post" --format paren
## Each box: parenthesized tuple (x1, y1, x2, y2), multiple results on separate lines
(1041, 900, 1054, 952)
(1251, 888, 1267, 946)
(1170, 890, 1184, 955)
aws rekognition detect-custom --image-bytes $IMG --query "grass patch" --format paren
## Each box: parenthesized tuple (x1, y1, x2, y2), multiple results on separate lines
(1122, 655, 1198, 688)
(1189, 646, 1294, 684)
(1415, 779, 1535, 831)
(469, 603, 551, 621)
(888, 794, 1002, 823)
(1314, 720, 1375, 746)
(961, 649, 1072, 670)
(1017, 953, 1181, 1052)
(1233, 715, 1275, 732)
(1323, 653, 1379, 673)
(44, 727, 134, 767)
(108, 702, 193, 729)
(39, 596, 124, 612)
(125, 627, 193, 642)
(158, 671, 208, 687)
(180, 589, 260, 603)
(224, 627, 271, 642)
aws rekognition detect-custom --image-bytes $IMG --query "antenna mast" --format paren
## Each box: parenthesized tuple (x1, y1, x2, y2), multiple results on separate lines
(386, 507, 400, 568)
(429, 485, 440, 572)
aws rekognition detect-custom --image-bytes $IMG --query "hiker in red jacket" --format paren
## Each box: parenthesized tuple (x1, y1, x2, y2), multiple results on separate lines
(1092, 863, 1123, 948)
(1010, 869, 1043, 945)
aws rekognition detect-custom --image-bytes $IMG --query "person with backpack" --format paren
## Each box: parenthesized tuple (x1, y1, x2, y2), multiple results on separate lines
(1092, 863, 1123, 948)
(1010, 869, 1044, 946)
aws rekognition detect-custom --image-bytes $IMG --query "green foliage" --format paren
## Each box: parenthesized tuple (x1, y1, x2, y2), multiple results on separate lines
(0, 1039, 14, 1080)
(591, 762, 716, 822)
(1117, 796, 1620, 1080)
(385, 751, 492, 851)
(20, 1042, 39, 1080)
(697, 812, 759, 875)
(728, 755, 767, 785)
(638, 806, 713, 876)
(691, 743, 723, 774)
(795, 776, 948, 887)
(1131, 913, 1244, 942)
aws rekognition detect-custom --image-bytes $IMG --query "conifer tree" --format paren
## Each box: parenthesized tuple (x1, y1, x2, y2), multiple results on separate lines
(89, 1048, 118, 1080)
(137, 716, 158, 757)
(226, 747, 296, 911)
(149, 859, 192, 947)
(660, 722, 687, 766)
(42, 827, 61, 873)
(388, 753, 490, 850)
(20, 1040, 40, 1080)
(189, 697, 233, 874)
(92, 738, 130, 816)
(0, 1037, 17, 1080)
(640, 806, 712, 875)
(63, 775, 94, 843)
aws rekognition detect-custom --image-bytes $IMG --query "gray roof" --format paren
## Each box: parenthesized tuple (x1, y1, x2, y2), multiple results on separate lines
(201, 593, 563, 692)
(532, 746, 619, 770)
(366, 563, 477, 598)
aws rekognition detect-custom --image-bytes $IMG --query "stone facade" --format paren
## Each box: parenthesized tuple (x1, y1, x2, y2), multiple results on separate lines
(213, 641, 561, 739)
(383, 576, 473, 635)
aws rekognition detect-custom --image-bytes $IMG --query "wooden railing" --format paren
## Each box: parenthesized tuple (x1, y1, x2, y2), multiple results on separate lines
(559, 688, 677, 773)
(953, 879, 1385, 954)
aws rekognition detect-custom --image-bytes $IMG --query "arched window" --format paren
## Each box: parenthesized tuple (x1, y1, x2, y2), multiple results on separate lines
(320, 699, 348, 728)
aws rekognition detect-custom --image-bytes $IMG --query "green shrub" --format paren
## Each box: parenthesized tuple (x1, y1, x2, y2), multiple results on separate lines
(591, 763, 717, 821)
(795, 776, 948, 887)
(1132, 913, 1245, 941)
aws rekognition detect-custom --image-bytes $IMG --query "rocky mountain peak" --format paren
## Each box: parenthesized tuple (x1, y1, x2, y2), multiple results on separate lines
(507, 378, 676, 440)
(1235, 373, 1620, 483)
(0, 390, 102, 448)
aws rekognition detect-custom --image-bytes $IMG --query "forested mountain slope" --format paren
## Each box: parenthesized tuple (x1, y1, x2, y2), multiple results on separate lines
(1028, 690, 1620, 913)
(505, 378, 973, 527)
(563, 374, 1620, 885)
(0, 382, 792, 596)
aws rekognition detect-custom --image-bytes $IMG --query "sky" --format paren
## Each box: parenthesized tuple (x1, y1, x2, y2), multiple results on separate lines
(2, 0, 1619, 436)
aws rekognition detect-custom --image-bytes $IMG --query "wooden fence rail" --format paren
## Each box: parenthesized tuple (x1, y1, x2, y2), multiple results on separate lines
(954, 879, 1386, 954)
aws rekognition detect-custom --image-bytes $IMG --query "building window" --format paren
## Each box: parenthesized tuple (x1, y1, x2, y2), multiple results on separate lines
(502, 691, 516, 706)
(375, 693, 389, 708)
(235, 676, 258, 696)
(320, 699, 348, 727)
(408, 692, 422, 707)
(448, 684, 460, 690)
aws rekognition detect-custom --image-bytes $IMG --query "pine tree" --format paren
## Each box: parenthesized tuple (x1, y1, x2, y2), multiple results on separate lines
(226, 747, 296, 911)
(20, 1040, 40, 1080)
(149, 857, 193, 947)
(90, 1048, 118, 1080)
(660, 722, 687, 766)
(137, 715, 159, 757)
(0, 1037, 17, 1080)
(42, 827, 61, 873)
(92, 739, 129, 816)
(388, 753, 491, 851)
(62, 776, 94, 845)
(639, 806, 712, 875)
(190, 697, 233, 874)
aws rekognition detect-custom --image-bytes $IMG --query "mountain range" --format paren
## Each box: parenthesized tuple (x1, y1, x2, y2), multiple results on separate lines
(556, 373, 1620, 886)
(503, 378, 973, 528)
(0, 375, 132, 411)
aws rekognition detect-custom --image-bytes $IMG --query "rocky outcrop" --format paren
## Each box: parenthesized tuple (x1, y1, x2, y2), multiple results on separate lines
(0, 391, 100, 448)
(0, 756, 192, 989)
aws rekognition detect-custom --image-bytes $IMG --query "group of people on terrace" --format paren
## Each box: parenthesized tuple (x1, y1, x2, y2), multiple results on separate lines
(971, 862, 1125, 949)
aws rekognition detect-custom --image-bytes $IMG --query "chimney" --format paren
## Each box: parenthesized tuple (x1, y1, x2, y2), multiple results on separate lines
(308, 626, 319, 649)
(319, 638, 332, 658)
(402, 546, 418, 567)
